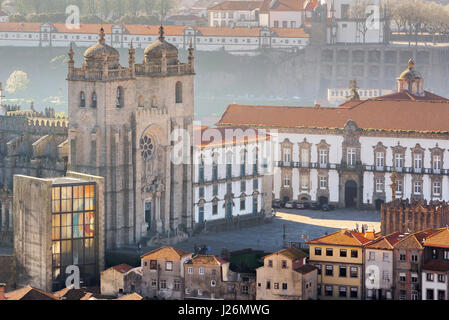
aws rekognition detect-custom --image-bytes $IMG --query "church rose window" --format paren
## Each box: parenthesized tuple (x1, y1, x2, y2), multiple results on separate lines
(140, 135, 154, 161)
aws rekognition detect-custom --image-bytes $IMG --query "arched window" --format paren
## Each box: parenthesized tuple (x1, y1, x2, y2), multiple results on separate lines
(138, 96, 144, 108)
(92, 92, 97, 108)
(80, 91, 86, 107)
(116, 86, 124, 108)
(175, 81, 182, 104)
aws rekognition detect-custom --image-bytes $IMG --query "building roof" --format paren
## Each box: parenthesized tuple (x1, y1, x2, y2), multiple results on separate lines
(271, 27, 309, 38)
(268, 0, 310, 11)
(126, 266, 143, 276)
(364, 231, 404, 250)
(5, 286, 58, 300)
(306, 229, 371, 247)
(423, 260, 449, 272)
(186, 254, 228, 265)
(110, 264, 134, 274)
(264, 247, 308, 260)
(195, 26, 260, 37)
(53, 286, 105, 300)
(194, 125, 271, 149)
(394, 229, 437, 249)
(423, 227, 449, 249)
(0, 22, 41, 32)
(141, 246, 191, 260)
(115, 293, 144, 300)
(218, 90, 449, 134)
(209, 1, 263, 11)
(294, 264, 318, 274)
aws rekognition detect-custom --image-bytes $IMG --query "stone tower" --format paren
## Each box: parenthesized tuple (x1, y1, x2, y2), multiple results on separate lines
(397, 59, 425, 96)
(67, 27, 195, 249)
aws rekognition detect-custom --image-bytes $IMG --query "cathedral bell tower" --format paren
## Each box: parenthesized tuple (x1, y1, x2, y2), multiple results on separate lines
(397, 59, 425, 96)
(67, 26, 195, 249)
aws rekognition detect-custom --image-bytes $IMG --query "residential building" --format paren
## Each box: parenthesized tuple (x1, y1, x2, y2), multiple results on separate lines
(364, 231, 402, 300)
(184, 254, 256, 300)
(208, 1, 263, 27)
(422, 227, 449, 300)
(13, 172, 105, 292)
(100, 264, 142, 297)
(393, 229, 436, 300)
(141, 246, 192, 299)
(193, 125, 273, 231)
(307, 229, 374, 300)
(259, 0, 318, 29)
(256, 247, 317, 300)
(218, 60, 449, 210)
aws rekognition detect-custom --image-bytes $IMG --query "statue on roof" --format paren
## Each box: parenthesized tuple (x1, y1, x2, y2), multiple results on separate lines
(347, 79, 360, 101)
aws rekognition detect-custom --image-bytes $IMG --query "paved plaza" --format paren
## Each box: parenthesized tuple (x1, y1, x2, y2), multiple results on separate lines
(143, 208, 381, 256)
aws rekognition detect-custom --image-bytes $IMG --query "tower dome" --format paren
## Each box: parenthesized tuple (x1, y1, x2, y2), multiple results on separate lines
(144, 26, 179, 65)
(397, 59, 424, 96)
(398, 59, 421, 80)
(83, 28, 120, 69)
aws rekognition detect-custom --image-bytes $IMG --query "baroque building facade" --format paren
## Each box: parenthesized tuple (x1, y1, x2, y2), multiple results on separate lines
(218, 60, 449, 210)
(67, 27, 195, 249)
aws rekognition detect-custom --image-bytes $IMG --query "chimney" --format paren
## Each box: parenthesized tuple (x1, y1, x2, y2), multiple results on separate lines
(0, 283, 6, 300)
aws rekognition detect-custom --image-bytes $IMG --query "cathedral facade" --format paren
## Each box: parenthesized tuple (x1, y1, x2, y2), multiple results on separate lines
(67, 27, 195, 249)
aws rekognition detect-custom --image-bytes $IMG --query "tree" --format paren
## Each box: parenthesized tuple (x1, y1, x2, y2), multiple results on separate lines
(5, 70, 30, 94)
(349, 0, 373, 44)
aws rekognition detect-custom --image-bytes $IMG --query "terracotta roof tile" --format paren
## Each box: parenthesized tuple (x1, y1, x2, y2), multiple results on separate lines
(209, 1, 263, 11)
(218, 90, 449, 133)
(264, 247, 308, 260)
(194, 125, 270, 149)
(0, 22, 41, 32)
(111, 264, 133, 274)
(187, 254, 228, 265)
(294, 264, 318, 274)
(5, 286, 58, 300)
(141, 246, 191, 260)
(115, 293, 143, 300)
(306, 229, 371, 247)
(424, 227, 449, 248)
(365, 231, 403, 249)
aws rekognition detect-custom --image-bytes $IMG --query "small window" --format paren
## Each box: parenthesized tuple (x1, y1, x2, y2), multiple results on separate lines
(188, 267, 193, 274)
(116, 86, 124, 108)
(281, 260, 287, 269)
(326, 248, 333, 256)
(351, 250, 358, 258)
(91, 92, 97, 108)
(199, 267, 205, 275)
(282, 283, 287, 290)
(340, 249, 347, 257)
(80, 91, 86, 107)
(165, 261, 173, 271)
(175, 81, 183, 103)
(149, 260, 157, 270)
(315, 247, 322, 256)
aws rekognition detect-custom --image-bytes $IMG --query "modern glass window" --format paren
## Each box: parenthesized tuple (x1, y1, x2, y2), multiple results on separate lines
(51, 183, 96, 289)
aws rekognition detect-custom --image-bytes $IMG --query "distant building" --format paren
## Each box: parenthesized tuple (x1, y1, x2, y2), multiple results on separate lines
(1, 285, 58, 300)
(364, 231, 403, 300)
(256, 247, 317, 300)
(13, 172, 105, 292)
(192, 126, 274, 232)
(100, 264, 142, 297)
(208, 1, 263, 27)
(259, 0, 318, 29)
(0, 10, 8, 23)
(167, 14, 208, 26)
(392, 229, 436, 300)
(307, 229, 375, 300)
(141, 246, 192, 299)
(184, 254, 256, 300)
(421, 227, 449, 300)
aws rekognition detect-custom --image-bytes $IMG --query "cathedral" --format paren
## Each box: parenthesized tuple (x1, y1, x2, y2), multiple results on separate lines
(68, 27, 195, 249)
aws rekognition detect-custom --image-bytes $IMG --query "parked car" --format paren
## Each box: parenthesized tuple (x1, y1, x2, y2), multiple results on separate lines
(311, 202, 321, 210)
(285, 201, 297, 209)
(272, 199, 282, 208)
(321, 204, 335, 212)
(302, 202, 311, 209)
(296, 202, 305, 209)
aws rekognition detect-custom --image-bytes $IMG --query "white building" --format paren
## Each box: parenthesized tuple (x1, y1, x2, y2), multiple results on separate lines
(327, 88, 393, 106)
(364, 232, 403, 300)
(0, 22, 309, 53)
(327, 0, 386, 44)
(208, 1, 263, 27)
(218, 59, 449, 210)
(259, 0, 318, 29)
(421, 228, 449, 300)
(192, 126, 274, 229)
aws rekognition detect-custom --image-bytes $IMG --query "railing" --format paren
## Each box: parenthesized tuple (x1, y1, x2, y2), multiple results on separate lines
(69, 67, 133, 81)
(275, 161, 449, 175)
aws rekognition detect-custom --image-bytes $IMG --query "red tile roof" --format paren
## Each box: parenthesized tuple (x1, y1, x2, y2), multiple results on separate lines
(294, 264, 318, 274)
(424, 227, 449, 249)
(111, 264, 133, 274)
(365, 231, 403, 250)
(0, 22, 41, 32)
(264, 247, 308, 260)
(5, 286, 58, 300)
(306, 229, 371, 246)
(141, 246, 191, 260)
(218, 91, 449, 133)
(209, 1, 263, 11)
(194, 125, 271, 148)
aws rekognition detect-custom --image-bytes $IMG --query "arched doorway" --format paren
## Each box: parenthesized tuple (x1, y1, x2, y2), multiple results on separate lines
(319, 196, 328, 205)
(345, 180, 358, 208)
(375, 199, 384, 211)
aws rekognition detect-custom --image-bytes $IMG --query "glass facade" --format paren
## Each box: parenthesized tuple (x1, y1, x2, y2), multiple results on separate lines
(51, 183, 96, 289)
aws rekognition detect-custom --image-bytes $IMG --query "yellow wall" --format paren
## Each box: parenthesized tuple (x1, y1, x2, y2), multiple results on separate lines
(309, 244, 364, 264)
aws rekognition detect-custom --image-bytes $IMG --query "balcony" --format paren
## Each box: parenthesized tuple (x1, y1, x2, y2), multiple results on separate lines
(364, 165, 449, 175)
(275, 161, 339, 170)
